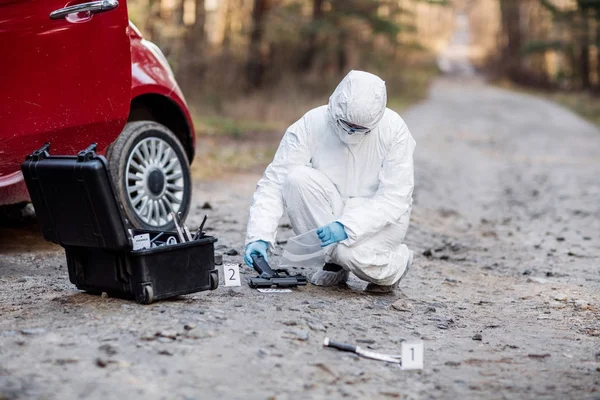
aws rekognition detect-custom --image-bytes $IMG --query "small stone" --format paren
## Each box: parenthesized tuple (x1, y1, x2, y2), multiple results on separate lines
(583, 236, 591, 241)
(379, 391, 401, 398)
(257, 349, 270, 358)
(440, 255, 450, 261)
(391, 299, 413, 312)
(308, 302, 327, 310)
(528, 353, 551, 359)
(184, 330, 215, 339)
(528, 277, 550, 284)
(184, 323, 196, 331)
(20, 328, 46, 336)
(423, 249, 433, 257)
(98, 344, 118, 356)
(201, 202, 212, 210)
(95, 358, 110, 368)
(214, 255, 223, 265)
(427, 307, 436, 313)
(307, 322, 326, 332)
(156, 331, 178, 339)
(472, 333, 483, 341)
(522, 270, 532, 276)
(573, 300, 590, 310)
(537, 314, 551, 320)
(158, 349, 173, 356)
(553, 294, 568, 302)
(283, 329, 309, 341)
(556, 237, 565, 242)
(225, 249, 239, 256)
(445, 361, 461, 366)
(54, 358, 79, 365)
(282, 320, 298, 326)
(17, 278, 27, 283)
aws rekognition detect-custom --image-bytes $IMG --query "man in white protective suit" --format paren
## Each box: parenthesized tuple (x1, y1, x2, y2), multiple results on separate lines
(244, 70, 415, 293)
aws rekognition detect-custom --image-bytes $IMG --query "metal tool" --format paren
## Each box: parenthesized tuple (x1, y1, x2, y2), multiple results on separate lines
(192, 215, 208, 240)
(178, 212, 193, 241)
(323, 337, 401, 364)
(170, 211, 187, 243)
(249, 254, 307, 289)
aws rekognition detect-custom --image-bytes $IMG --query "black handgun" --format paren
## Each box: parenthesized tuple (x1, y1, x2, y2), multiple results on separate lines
(249, 254, 308, 289)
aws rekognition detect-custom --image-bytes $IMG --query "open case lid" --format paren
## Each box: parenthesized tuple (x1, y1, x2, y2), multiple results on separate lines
(21, 143, 130, 250)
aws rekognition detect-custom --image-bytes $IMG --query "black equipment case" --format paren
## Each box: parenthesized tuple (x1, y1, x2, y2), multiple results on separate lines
(21, 143, 219, 304)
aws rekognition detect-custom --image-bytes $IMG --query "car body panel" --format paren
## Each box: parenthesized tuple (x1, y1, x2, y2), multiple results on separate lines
(0, 4, 194, 206)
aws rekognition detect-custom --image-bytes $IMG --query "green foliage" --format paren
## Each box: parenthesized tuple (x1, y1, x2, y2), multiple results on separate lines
(522, 40, 567, 55)
(193, 116, 281, 139)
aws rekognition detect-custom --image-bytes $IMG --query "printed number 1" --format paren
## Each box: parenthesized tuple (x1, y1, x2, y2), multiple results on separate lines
(401, 341, 423, 370)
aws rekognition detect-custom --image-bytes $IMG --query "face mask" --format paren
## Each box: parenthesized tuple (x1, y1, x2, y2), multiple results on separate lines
(338, 119, 371, 135)
(336, 119, 370, 145)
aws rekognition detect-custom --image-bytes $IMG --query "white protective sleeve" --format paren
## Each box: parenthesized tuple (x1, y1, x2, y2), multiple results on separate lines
(245, 118, 312, 249)
(337, 123, 416, 245)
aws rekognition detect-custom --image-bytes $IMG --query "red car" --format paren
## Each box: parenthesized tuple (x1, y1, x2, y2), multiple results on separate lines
(0, 0, 194, 231)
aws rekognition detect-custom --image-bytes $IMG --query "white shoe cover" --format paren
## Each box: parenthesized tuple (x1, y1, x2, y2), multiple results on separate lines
(310, 268, 350, 286)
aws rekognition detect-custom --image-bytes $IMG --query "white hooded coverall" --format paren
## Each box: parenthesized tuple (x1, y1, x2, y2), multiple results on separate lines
(245, 70, 416, 286)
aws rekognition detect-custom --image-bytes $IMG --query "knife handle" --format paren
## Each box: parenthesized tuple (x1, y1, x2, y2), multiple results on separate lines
(323, 337, 357, 353)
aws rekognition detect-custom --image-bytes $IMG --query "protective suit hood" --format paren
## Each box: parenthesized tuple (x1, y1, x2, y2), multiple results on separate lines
(327, 70, 387, 144)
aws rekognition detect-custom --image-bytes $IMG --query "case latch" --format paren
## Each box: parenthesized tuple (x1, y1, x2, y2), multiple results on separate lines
(77, 143, 98, 162)
(27, 143, 51, 161)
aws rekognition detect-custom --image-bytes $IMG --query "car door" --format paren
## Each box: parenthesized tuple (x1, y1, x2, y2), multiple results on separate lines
(0, 0, 132, 188)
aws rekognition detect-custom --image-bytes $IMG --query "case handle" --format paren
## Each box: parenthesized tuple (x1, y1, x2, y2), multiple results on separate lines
(27, 143, 51, 161)
(77, 143, 98, 162)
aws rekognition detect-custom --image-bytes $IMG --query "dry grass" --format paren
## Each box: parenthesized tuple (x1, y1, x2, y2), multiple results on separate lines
(498, 80, 600, 128)
(188, 64, 439, 178)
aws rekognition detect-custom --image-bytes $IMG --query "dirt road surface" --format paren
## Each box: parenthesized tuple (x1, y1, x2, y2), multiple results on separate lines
(1, 75, 599, 399)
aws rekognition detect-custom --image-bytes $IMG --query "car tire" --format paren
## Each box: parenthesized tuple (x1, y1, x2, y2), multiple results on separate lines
(107, 121, 191, 231)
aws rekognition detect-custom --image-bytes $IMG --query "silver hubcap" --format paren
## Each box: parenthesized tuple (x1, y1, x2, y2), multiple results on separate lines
(126, 137, 185, 227)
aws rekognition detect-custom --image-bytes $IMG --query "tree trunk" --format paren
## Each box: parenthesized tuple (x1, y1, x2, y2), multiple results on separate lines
(185, 0, 206, 54)
(579, 7, 591, 90)
(180, 0, 206, 86)
(596, 13, 600, 92)
(173, 0, 185, 26)
(146, 0, 162, 42)
(337, 29, 348, 74)
(246, 0, 269, 90)
(499, 0, 523, 82)
(299, 0, 324, 72)
(222, 0, 232, 49)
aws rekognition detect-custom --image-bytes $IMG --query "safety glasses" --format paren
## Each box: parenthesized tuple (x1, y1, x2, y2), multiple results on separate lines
(337, 119, 371, 135)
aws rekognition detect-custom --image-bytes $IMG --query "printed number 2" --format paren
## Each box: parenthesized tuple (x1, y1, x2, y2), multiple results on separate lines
(224, 264, 241, 287)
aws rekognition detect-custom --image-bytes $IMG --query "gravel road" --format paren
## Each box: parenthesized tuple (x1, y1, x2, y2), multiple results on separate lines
(1, 77, 600, 400)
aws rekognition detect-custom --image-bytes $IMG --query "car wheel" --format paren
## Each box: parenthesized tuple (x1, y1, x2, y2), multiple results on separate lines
(107, 121, 191, 231)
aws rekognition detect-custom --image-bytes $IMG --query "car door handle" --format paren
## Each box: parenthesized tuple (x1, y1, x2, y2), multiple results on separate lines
(50, 0, 119, 20)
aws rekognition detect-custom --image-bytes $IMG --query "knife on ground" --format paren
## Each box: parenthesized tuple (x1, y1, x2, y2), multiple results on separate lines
(323, 337, 401, 364)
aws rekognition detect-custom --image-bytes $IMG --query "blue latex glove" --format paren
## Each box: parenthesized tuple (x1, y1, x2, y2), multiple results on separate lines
(317, 222, 348, 247)
(244, 240, 269, 267)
